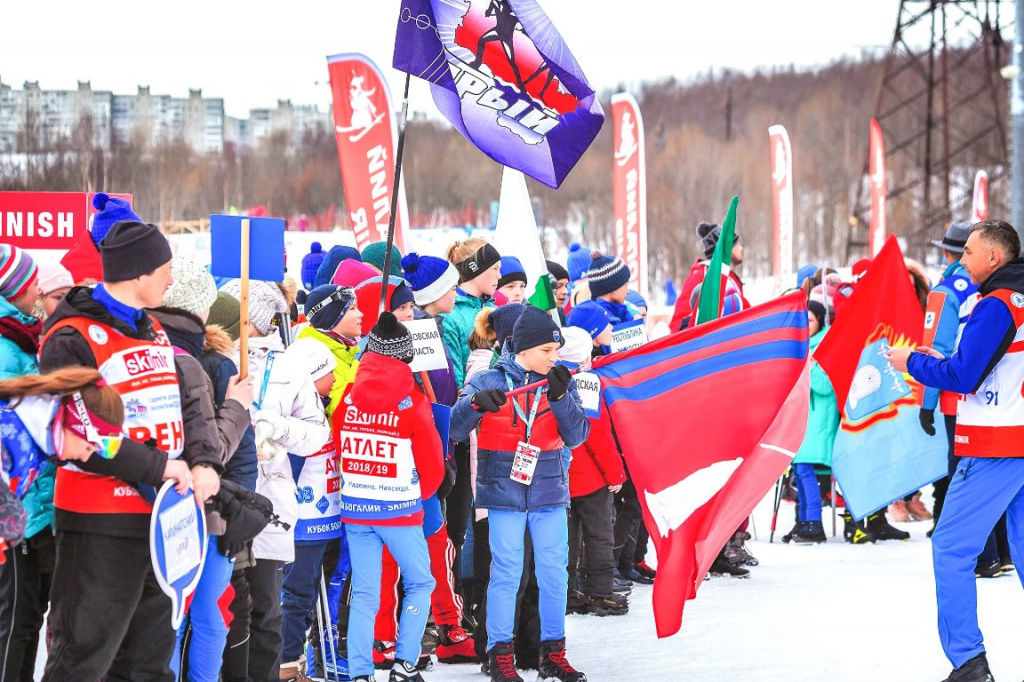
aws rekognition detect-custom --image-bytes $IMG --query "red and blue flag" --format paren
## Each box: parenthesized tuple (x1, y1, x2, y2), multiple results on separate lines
(591, 292, 810, 637)
(393, 0, 604, 188)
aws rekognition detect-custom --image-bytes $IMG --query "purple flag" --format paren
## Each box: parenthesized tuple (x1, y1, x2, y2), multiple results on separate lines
(394, 0, 604, 188)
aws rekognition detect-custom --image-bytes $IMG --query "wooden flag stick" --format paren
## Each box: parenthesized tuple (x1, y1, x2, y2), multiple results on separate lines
(238, 217, 251, 379)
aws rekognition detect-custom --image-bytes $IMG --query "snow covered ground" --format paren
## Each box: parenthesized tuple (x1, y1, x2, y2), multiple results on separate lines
(33, 488, 1024, 681)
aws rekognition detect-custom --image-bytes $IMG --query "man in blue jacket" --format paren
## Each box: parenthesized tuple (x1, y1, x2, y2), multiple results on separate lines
(888, 219, 1024, 682)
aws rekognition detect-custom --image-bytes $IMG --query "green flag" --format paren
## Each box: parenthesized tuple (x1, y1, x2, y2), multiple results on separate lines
(493, 168, 557, 311)
(694, 196, 738, 326)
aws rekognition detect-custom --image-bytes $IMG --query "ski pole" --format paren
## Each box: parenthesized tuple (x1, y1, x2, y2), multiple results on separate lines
(830, 475, 838, 538)
(314, 588, 331, 682)
(769, 473, 784, 543)
(320, 574, 341, 682)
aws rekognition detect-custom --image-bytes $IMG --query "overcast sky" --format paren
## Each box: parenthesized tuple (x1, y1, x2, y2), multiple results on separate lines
(1, 1, 919, 118)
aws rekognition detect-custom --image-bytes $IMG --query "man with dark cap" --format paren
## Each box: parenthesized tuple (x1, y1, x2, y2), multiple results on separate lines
(39, 219, 202, 682)
(546, 259, 570, 323)
(670, 221, 750, 331)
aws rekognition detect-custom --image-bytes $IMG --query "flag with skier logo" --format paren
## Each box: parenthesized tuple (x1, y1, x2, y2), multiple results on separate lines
(393, 0, 604, 188)
(591, 293, 810, 637)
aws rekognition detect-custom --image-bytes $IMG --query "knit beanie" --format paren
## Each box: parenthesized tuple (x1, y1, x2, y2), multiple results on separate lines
(305, 284, 357, 331)
(219, 279, 287, 336)
(390, 280, 415, 310)
(454, 243, 501, 283)
(207, 291, 242, 341)
(332, 259, 379, 288)
(99, 221, 172, 282)
(566, 242, 592, 283)
(364, 311, 415, 363)
(163, 256, 218, 316)
(497, 256, 528, 290)
(0, 245, 38, 301)
(401, 252, 459, 306)
(626, 290, 647, 310)
(314, 245, 362, 288)
(300, 242, 328, 291)
(90, 193, 141, 247)
(512, 305, 564, 353)
(696, 221, 740, 259)
(546, 259, 569, 282)
(36, 261, 73, 296)
(361, 241, 403, 278)
(558, 327, 594, 364)
(586, 251, 630, 298)
(288, 337, 337, 381)
(490, 302, 526, 350)
(566, 300, 611, 340)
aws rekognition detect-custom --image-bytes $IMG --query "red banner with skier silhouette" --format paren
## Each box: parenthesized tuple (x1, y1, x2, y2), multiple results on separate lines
(612, 93, 647, 297)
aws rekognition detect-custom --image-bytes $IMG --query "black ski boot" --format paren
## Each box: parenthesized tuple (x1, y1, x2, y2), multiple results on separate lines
(975, 559, 1003, 579)
(842, 511, 876, 544)
(709, 551, 750, 578)
(537, 639, 586, 681)
(782, 521, 827, 544)
(389, 659, 425, 682)
(940, 652, 994, 681)
(867, 510, 910, 541)
(488, 641, 523, 682)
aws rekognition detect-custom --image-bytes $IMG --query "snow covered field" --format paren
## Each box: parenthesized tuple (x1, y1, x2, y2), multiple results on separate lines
(33, 488, 1024, 681)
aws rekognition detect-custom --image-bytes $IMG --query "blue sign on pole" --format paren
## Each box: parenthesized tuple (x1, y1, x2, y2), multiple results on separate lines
(149, 481, 208, 629)
(209, 214, 286, 281)
(431, 403, 452, 459)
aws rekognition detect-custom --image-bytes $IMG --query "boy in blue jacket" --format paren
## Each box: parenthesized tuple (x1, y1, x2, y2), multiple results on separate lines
(451, 306, 590, 682)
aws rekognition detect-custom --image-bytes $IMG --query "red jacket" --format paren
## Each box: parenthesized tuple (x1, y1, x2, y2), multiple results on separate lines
(334, 352, 445, 526)
(569, 410, 626, 498)
(670, 258, 750, 331)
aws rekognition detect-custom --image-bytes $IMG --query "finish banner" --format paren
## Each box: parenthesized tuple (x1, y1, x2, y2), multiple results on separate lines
(768, 124, 793, 292)
(327, 53, 408, 253)
(612, 93, 647, 298)
(0, 191, 131, 251)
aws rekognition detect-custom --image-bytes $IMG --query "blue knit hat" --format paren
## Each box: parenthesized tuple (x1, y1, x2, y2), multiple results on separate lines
(401, 252, 459, 306)
(361, 241, 403, 277)
(497, 256, 527, 290)
(490, 302, 526, 351)
(512, 305, 564, 353)
(796, 264, 817, 289)
(626, 290, 648, 309)
(567, 242, 592, 283)
(306, 284, 357, 331)
(586, 250, 631, 298)
(314, 245, 361, 289)
(566, 301, 611, 340)
(301, 242, 327, 291)
(90, 193, 141, 247)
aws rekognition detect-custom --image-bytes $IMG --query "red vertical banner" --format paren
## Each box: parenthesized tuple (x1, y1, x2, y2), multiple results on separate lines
(768, 124, 793, 292)
(868, 118, 887, 257)
(326, 53, 408, 253)
(972, 170, 989, 223)
(611, 93, 647, 297)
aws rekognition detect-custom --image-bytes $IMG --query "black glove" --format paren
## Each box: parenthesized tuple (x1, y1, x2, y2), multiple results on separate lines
(919, 408, 936, 436)
(546, 365, 572, 402)
(472, 389, 507, 413)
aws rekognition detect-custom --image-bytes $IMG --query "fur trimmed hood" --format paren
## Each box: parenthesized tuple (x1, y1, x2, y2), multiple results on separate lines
(204, 324, 235, 355)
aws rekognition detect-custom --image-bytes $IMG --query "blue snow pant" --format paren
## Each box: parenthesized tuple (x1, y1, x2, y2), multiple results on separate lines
(346, 523, 434, 677)
(932, 456, 1024, 668)
(171, 536, 234, 682)
(794, 463, 823, 523)
(281, 540, 329, 662)
(487, 508, 568, 651)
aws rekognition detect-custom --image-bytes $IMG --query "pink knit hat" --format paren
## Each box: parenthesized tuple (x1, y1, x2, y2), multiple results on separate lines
(36, 261, 74, 296)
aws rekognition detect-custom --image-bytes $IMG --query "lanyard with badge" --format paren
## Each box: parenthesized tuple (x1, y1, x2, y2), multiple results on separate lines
(253, 351, 278, 410)
(506, 376, 543, 485)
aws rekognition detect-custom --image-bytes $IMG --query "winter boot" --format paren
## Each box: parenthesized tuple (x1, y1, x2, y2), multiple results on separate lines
(905, 494, 933, 521)
(724, 531, 759, 566)
(279, 659, 311, 681)
(619, 564, 653, 585)
(488, 640, 524, 682)
(583, 592, 629, 617)
(940, 652, 994, 681)
(611, 572, 633, 593)
(633, 561, 657, 580)
(566, 591, 589, 615)
(782, 521, 827, 544)
(868, 510, 910, 541)
(390, 659, 425, 682)
(537, 639, 587, 681)
(1000, 556, 1015, 573)
(975, 559, 1003, 579)
(887, 499, 911, 523)
(436, 624, 480, 663)
(842, 511, 876, 544)
(709, 553, 750, 578)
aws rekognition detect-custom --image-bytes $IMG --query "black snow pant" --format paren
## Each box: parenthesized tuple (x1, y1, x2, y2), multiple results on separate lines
(445, 441, 473, 585)
(42, 530, 175, 682)
(1, 532, 53, 682)
(613, 473, 644, 572)
(226, 558, 285, 682)
(568, 488, 615, 596)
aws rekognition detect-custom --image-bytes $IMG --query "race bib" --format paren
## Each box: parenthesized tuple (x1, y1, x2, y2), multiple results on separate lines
(510, 441, 541, 485)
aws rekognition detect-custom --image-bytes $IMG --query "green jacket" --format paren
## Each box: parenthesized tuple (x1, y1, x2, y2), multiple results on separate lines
(442, 292, 494, 388)
(23, 460, 56, 539)
(0, 297, 39, 380)
(296, 325, 359, 419)
(794, 329, 840, 468)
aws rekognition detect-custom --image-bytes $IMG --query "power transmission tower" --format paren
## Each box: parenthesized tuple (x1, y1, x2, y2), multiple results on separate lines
(848, 0, 1010, 262)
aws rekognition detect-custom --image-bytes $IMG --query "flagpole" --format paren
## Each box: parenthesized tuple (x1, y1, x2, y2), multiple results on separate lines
(505, 368, 581, 398)
(379, 72, 411, 313)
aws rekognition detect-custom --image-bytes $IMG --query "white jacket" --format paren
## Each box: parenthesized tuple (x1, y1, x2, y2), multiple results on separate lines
(238, 335, 332, 562)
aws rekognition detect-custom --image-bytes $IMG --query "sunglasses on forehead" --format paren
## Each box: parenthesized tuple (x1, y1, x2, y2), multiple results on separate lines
(71, 392, 122, 460)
